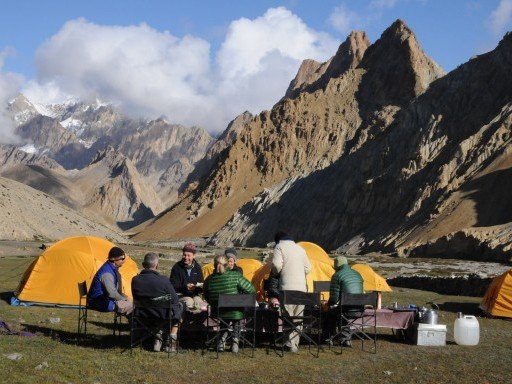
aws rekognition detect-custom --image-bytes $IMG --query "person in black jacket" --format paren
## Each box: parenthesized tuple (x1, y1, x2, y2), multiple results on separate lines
(132, 252, 182, 352)
(225, 248, 244, 275)
(169, 242, 204, 313)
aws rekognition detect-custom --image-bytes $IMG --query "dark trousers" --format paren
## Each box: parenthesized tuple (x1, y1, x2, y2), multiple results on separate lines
(324, 307, 363, 341)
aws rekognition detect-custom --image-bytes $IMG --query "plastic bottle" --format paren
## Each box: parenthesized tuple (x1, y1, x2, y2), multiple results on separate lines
(454, 313, 480, 346)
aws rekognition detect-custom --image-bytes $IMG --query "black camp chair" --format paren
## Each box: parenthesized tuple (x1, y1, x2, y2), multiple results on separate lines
(313, 281, 331, 302)
(275, 290, 322, 357)
(77, 281, 88, 344)
(328, 292, 378, 354)
(76, 281, 124, 344)
(129, 296, 179, 356)
(203, 293, 257, 358)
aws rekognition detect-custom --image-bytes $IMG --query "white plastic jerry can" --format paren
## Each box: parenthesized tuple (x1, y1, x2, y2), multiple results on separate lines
(454, 314, 480, 346)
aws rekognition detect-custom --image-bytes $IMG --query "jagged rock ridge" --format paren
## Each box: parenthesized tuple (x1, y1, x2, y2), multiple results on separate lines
(136, 19, 445, 241)
(211, 28, 512, 262)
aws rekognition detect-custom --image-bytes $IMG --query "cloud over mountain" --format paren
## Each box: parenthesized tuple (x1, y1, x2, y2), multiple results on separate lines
(24, 8, 339, 133)
(0, 50, 23, 143)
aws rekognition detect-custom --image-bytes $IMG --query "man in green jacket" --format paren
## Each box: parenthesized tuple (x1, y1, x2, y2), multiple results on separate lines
(204, 255, 255, 353)
(327, 256, 364, 347)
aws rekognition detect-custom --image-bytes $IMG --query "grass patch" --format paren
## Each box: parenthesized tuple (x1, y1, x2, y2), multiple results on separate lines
(1, 256, 511, 383)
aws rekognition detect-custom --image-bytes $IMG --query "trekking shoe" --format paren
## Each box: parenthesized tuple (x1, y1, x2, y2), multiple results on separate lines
(153, 333, 163, 352)
(231, 338, 239, 354)
(153, 338, 163, 352)
(343, 340, 352, 348)
(163, 339, 177, 353)
(284, 344, 298, 353)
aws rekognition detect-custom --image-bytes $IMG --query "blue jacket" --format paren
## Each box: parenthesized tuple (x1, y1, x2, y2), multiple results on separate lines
(88, 261, 119, 312)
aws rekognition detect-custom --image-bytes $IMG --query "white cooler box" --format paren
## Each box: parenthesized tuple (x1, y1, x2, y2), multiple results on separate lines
(414, 323, 447, 346)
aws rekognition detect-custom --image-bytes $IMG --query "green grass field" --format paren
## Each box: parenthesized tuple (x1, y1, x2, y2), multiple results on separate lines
(1, 253, 511, 384)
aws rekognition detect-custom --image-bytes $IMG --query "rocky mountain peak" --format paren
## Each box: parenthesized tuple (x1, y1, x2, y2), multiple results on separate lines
(381, 19, 414, 42)
(90, 145, 126, 168)
(217, 111, 253, 146)
(285, 31, 370, 99)
(357, 19, 445, 109)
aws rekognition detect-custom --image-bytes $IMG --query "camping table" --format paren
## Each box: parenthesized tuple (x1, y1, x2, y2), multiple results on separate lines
(353, 308, 415, 340)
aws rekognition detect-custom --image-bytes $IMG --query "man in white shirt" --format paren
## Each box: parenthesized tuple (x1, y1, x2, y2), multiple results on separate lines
(271, 231, 311, 353)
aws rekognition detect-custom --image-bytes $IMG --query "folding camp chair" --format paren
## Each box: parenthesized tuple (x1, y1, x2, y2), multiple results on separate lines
(76, 281, 124, 345)
(275, 290, 322, 357)
(77, 281, 88, 344)
(203, 293, 257, 358)
(313, 281, 331, 302)
(129, 296, 178, 356)
(329, 292, 378, 354)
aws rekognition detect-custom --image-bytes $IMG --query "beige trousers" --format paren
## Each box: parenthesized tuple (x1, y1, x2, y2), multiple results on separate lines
(284, 304, 304, 349)
(180, 296, 203, 312)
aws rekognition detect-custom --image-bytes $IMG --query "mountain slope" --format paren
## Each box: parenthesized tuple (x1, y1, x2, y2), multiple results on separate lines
(211, 30, 512, 261)
(135, 20, 445, 241)
(0, 176, 125, 242)
(73, 146, 164, 229)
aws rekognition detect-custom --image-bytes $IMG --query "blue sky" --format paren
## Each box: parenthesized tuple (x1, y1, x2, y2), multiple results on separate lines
(0, 0, 511, 135)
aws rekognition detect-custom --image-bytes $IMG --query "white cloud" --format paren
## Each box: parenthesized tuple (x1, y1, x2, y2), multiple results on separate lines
(0, 49, 24, 144)
(488, 0, 512, 36)
(24, 10, 339, 133)
(370, 0, 398, 8)
(328, 4, 362, 35)
(215, 7, 339, 117)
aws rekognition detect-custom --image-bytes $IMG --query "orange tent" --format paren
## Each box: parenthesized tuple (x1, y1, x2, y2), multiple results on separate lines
(352, 264, 392, 292)
(202, 258, 263, 283)
(202, 262, 215, 279)
(480, 269, 512, 318)
(16, 236, 139, 306)
(251, 241, 335, 301)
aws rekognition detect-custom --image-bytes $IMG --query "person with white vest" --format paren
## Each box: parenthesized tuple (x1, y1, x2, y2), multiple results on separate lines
(271, 231, 311, 353)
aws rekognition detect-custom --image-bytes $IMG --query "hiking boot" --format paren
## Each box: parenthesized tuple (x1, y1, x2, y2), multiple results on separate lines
(153, 338, 163, 352)
(231, 338, 239, 354)
(217, 331, 228, 352)
(153, 331, 163, 352)
(163, 339, 178, 353)
(284, 343, 298, 353)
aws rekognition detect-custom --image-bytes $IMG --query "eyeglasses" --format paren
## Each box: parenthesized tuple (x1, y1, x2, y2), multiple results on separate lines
(114, 256, 126, 261)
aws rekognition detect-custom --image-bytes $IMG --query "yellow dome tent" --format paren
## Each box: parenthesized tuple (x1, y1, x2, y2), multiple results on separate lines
(202, 258, 263, 283)
(251, 241, 335, 301)
(16, 236, 139, 306)
(352, 264, 392, 292)
(480, 269, 512, 318)
(202, 262, 215, 279)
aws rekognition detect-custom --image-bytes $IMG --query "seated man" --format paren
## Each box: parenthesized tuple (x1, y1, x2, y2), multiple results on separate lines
(170, 242, 204, 313)
(327, 256, 364, 347)
(225, 248, 244, 275)
(203, 254, 256, 353)
(88, 246, 133, 315)
(132, 252, 182, 352)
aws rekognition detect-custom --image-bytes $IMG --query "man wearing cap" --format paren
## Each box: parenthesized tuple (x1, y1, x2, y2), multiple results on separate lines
(170, 242, 204, 313)
(132, 252, 182, 352)
(327, 256, 364, 347)
(88, 246, 133, 315)
(225, 248, 243, 275)
(271, 231, 311, 353)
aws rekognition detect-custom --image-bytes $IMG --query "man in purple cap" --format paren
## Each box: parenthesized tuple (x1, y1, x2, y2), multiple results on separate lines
(169, 242, 204, 313)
